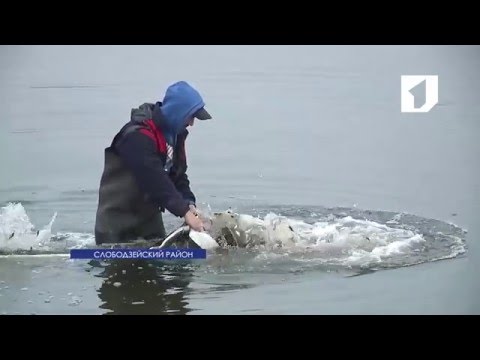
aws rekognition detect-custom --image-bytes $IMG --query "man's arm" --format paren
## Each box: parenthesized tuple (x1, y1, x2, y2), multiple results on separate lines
(115, 131, 190, 218)
(172, 136, 197, 205)
(175, 172, 196, 206)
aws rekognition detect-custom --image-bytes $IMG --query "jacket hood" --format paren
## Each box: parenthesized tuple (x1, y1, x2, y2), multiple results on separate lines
(159, 81, 206, 145)
(129, 81, 205, 145)
(130, 103, 155, 124)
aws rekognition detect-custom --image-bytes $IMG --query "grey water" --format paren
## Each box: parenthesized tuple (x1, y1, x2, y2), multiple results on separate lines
(0, 45, 479, 314)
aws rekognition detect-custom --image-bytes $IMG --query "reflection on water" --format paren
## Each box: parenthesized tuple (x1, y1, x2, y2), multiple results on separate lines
(91, 260, 195, 315)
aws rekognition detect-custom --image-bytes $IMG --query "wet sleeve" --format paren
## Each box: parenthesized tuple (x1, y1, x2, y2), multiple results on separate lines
(114, 131, 191, 218)
(174, 169, 196, 206)
(171, 136, 196, 205)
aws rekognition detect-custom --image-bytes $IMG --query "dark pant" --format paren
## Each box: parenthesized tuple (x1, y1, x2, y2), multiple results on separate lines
(95, 214, 167, 245)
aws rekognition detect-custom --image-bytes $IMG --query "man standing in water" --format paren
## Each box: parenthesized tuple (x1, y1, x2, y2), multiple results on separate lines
(94, 81, 210, 245)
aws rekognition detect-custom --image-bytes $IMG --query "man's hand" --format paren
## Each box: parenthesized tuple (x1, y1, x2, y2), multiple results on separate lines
(184, 209, 204, 232)
(189, 204, 213, 232)
(189, 204, 198, 216)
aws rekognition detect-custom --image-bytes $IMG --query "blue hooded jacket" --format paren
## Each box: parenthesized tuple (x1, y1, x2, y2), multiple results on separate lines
(158, 81, 207, 145)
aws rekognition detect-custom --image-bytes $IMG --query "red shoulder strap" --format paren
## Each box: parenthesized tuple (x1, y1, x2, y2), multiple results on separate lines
(140, 119, 167, 154)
